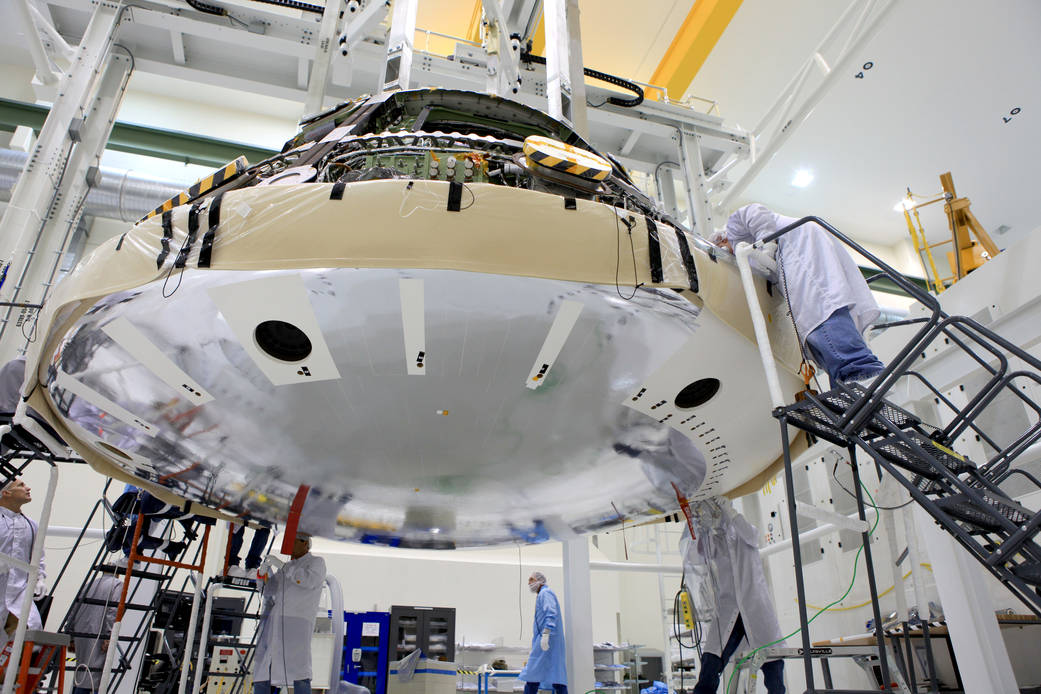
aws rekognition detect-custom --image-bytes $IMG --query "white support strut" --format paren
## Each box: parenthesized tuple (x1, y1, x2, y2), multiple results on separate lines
(734, 242, 786, 409)
(381, 0, 418, 93)
(480, 0, 521, 97)
(304, 0, 346, 117)
(0, 1, 124, 359)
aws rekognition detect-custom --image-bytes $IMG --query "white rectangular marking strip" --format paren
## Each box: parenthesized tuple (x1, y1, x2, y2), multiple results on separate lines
(207, 273, 341, 386)
(55, 371, 158, 436)
(399, 278, 426, 376)
(102, 317, 214, 405)
(525, 300, 583, 390)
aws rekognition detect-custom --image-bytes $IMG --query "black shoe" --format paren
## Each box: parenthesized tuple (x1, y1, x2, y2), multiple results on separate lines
(105, 524, 129, 553)
(164, 541, 188, 558)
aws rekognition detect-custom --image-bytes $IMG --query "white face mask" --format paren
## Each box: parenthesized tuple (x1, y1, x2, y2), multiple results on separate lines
(528, 581, 539, 593)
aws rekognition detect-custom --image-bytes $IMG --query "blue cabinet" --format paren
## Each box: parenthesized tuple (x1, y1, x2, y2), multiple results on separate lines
(342, 611, 391, 694)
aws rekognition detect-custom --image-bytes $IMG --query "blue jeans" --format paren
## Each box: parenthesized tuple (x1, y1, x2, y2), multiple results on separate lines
(805, 307, 884, 386)
(230, 526, 271, 570)
(523, 683, 566, 694)
(692, 616, 784, 694)
(254, 680, 311, 694)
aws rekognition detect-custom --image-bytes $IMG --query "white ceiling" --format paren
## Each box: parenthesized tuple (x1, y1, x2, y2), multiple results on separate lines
(691, 0, 1041, 247)
(2, 0, 1037, 252)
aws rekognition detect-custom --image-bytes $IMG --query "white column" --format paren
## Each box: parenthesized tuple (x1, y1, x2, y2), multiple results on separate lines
(542, 0, 587, 138)
(0, 0, 123, 358)
(655, 165, 681, 221)
(304, 0, 345, 117)
(562, 538, 594, 694)
(915, 506, 1017, 693)
(481, 0, 521, 98)
(381, 0, 417, 93)
(14, 51, 132, 336)
(677, 129, 714, 236)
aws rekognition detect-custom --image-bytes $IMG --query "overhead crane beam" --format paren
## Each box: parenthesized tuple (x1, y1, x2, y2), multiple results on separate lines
(649, 0, 743, 103)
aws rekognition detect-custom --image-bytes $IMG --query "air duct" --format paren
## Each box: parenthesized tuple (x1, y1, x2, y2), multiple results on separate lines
(0, 148, 186, 222)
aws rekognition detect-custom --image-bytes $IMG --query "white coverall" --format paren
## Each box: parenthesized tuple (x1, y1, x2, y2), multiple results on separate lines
(71, 574, 122, 690)
(0, 507, 46, 632)
(724, 203, 879, 341)
(680, 500, 783, 658)
(253, 552, 327, 685)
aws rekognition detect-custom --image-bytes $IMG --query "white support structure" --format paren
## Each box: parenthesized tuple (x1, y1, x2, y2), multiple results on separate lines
(652, 526, 674, 693)
(541, 0, 587, 138)
(339, 0, 390, 57)
(796, 500, 870, 533)
(326, 574, 346, 691)
(0, 1, 124, 359)
(193, 584, 219, 694)
(654, 164, 682, 222)
(381, 0, 418, 93)
(304, 0, 346, 117)
(562, 538, 594, 694)
(0, 464, 59, 694)
(677, 129, 714, 234)
(13, 50, 132, 348)
(177, 574, 205, 694)
(13, 0, 62, 86)
(733, 242, 786, 409)
(718, 0, 901, 210)
(915, 506, 1017, 693)
(480, 0, 522, 97)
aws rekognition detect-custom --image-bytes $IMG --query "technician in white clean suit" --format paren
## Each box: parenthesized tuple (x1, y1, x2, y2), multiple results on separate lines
(253, 533, 327, 694)
(681, 499, 785, 693)
(719, 203, 883, 385)
(0, 478, 47, 637)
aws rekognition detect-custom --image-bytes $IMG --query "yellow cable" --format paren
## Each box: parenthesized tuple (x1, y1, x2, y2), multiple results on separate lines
(798, 563, 932, 611)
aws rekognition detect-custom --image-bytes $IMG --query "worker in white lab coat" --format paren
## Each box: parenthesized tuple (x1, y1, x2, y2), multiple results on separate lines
(70, 569, 122, 694)
(717, 203, 883, 385)
(252, 533, 327, 694)
(0, 478, 47, 636)
(681, 499, 784, 693)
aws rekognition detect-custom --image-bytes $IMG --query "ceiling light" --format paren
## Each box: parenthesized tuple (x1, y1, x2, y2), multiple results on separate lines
(791, 169, 814, 188)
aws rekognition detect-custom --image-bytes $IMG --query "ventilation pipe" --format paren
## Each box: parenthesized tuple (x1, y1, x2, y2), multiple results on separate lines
(0, 148, 186, 222)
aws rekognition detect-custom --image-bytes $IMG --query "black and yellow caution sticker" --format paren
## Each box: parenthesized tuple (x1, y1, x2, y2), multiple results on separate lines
(522, 135, 612, 181)
(137, 156, 248, 224)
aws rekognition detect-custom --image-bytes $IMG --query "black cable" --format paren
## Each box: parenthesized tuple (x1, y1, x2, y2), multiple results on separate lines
(520, 50, 644, 107)
(613, 208, 641, 300)
(161, 233, 192, 299)
(250, 0, 324, 14)
(831, 459, 913, 510)
(185, 0, 226, 15)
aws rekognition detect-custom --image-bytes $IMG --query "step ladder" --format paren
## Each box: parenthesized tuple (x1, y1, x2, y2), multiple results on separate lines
(734, 216, 1041, 692)
(192, 574, 267, 694)
(49, 485, 213, 694)
(0, 630, 70, 694)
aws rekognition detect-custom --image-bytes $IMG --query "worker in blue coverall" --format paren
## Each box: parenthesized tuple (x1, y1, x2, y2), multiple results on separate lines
(518, 571, 567, 694)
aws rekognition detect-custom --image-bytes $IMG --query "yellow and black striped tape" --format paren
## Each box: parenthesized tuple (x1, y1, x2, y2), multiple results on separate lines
(137, 157, 248, 224)
(522, 135, 611, 181)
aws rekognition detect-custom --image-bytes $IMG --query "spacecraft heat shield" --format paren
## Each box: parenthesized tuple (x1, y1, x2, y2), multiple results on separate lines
(19, 91, 805, 548)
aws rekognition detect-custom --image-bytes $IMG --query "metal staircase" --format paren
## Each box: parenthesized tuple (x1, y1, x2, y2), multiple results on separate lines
(48, 484, 215, 694)
(735, 216, 1041, 692)
(0, 410, 80, 488)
